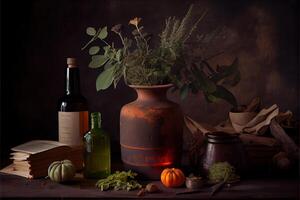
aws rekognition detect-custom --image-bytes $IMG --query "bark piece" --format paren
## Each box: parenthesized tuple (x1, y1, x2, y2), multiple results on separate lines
(270, 119, 299, 159)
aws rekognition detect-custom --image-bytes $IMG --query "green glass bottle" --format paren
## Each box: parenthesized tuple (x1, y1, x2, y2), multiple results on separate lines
(83, 112, 111, 178)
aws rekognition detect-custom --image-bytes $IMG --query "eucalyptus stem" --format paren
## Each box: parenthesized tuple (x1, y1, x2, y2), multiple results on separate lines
(81, 37, 95, 50)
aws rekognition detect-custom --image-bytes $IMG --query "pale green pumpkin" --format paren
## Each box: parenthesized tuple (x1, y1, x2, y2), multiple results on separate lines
(48, 160, 76, 182)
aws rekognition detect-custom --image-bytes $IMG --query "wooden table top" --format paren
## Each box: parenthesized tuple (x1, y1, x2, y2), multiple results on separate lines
(0, 173, 299, 199)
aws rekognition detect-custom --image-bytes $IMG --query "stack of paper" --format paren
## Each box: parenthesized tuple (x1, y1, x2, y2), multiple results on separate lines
(1, 140, 83, 178)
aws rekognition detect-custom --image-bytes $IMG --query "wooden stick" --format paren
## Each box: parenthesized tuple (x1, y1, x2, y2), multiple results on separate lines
(176, 189, 205, 195)
(210, 180, 226, 196)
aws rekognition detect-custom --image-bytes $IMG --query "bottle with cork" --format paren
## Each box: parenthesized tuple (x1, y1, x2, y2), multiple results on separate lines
(58, 58, 89, 147)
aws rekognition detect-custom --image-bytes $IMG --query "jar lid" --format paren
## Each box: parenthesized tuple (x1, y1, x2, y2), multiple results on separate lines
(206, 132, 240, 143)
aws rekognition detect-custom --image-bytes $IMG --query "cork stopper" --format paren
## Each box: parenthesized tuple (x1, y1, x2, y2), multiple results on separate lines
(67, 57, 77, 68)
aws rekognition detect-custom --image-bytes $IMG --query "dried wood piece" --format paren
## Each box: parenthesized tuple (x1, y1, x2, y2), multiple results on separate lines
(273, 152, 291, 170)
(243, 104, 279, 134)
(240, 134, 278, 147)
(276, 111, 293, 124)
(184, 116, 216, 135)
(210, 180, 226, 197)
(270, 119, 299, 159)
(176, 189, 204, 195)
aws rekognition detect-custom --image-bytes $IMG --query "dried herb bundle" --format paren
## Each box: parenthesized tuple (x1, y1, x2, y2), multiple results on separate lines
(208, 162, 240, 184)
(95, 170, 142, 191)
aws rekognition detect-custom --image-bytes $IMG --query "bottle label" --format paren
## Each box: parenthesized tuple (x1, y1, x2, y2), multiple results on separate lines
(58, 111, 89, 146)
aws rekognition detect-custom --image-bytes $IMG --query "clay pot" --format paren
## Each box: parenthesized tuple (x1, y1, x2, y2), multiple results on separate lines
(120, 84, 183, 179)
(201, 132, 247, 175)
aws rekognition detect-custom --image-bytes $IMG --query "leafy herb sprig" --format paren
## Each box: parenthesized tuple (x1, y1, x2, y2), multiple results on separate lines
(208, 162, 240, 184)
(95, 170, 142, 191)
(208, 162, 240, 196)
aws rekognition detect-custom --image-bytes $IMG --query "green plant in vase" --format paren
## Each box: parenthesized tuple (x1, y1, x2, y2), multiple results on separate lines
(82, 4, 240, 179)
(82, 4, 240, 106)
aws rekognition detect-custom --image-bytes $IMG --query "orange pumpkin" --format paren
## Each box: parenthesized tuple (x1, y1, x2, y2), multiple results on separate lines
(160, 168, 185, 188)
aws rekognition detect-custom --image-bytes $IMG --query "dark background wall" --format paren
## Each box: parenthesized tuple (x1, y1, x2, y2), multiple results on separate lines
(0, 0, 299, 167)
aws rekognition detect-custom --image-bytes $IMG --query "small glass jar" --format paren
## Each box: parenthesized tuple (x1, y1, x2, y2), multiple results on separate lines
(201, 132, 247, 175)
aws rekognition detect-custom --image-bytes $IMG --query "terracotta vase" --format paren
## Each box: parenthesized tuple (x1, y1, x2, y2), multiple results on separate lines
(120, 84, 183, 179)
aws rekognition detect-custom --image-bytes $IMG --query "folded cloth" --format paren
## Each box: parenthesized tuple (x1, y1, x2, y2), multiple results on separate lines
(229, 104, 292, 135)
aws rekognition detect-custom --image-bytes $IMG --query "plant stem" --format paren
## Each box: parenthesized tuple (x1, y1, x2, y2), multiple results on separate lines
(134, 36, 142, 55)
(118, 33, 127, 54)
(136, 25, 149, 55)
(82, 27, 105, 50)
(81, 37, 95, 50)
(183, 9, 208, 43)
(101, 39, 111, 47)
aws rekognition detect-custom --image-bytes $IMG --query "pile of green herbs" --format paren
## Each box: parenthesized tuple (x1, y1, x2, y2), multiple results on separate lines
(82, 4, 240, 107)
(95, 170, 142, 191)
(208, 162, 240, 184)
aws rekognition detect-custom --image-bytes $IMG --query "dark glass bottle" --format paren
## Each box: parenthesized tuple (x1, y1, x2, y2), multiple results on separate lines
(58, 58, 89, 146)
(83, 112, 111, 179)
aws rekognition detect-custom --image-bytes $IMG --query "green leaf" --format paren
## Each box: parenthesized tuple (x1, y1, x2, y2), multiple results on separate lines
(103, 46, 111, 57)
(210, 85, 237, 107)
(116, 49, 122, 62)
(89, 55, 109, 68)
(206, 94, 219, 103)
(96, 66, 115, 91)
(211, 58, 239, 84)
(98, 26, 108, 39)
(103, 46, 110, 52)
(104, 61, 113, 70)
(219, 70, 240, 87)
(89, 46, 100, 55)
(203, 79, 216, 93)
(86, 27, 96, 36)
(180, 85, 189, 100)
(192, 66, 216, 93)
